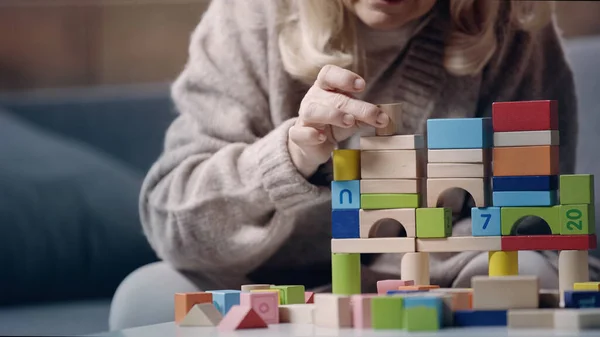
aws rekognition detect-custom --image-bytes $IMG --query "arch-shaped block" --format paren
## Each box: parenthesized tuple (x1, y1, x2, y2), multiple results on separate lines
(426, 178, 488, 208)
(359, 209, 415, 238)
(500, 206, 560, 235)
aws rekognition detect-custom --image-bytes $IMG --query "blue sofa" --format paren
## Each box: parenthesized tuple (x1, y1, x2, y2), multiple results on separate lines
(0, 36, 599, 335)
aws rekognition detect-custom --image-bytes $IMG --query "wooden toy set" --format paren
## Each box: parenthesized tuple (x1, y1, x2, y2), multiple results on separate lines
(173, 100, 600, 333)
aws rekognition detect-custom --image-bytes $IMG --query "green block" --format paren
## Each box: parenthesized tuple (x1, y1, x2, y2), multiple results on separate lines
(416, 207, 452, 238)
(270, 285, 305, 304)
(560, 204, 595, 235)
(405, 306, 439, 332)
(331, 253, 361, 295)
(371, 297, 404, 330)
(361, 194, 419, 209)
(560, 174, 595, 205)
(500, 206, 560, 235)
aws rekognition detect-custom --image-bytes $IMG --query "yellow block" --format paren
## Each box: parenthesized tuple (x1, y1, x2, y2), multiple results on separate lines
(251, 289, 282, 304)
(488, 251, 518, 276)
(333, 149, 360, 181)
(574, 282, 600, 291)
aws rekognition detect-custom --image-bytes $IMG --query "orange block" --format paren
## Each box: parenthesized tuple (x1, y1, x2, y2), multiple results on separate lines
(175, 292, 213, 323)
(398, 285, 440, 291)
(493, 145, 559, 176)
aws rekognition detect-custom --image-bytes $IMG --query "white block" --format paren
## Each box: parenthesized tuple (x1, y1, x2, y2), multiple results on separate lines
(427, 163, 488, 178)
(554, 309, 600, 330)
(508, 309, 555, 329)
(416, 236, 502, 252)
(361, 150, 425, 179)
(427, 149, 488, 163)
(313, 294, 352, 328)
(426, 178, 489, 208)
(360, 179, 421, 194)
(494, 130, 559, 147)
(360, 135, 424, 150)
(279, 304, 315, 324)
(331, 238, 415, 253)
(359, 208, 416, 238)
(472, 275, 539, 310)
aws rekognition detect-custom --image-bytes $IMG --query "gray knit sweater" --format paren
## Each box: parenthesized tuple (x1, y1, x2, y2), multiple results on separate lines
(140, 0, 590, 291)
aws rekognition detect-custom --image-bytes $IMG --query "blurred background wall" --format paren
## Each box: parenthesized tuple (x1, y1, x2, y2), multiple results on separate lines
(0, 0, 599, 92)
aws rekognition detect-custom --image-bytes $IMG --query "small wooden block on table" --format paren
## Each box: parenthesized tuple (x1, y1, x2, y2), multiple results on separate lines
(472, 275, 539, 310)
(313, 294, 352, 328)
(278, 304, 315, 324)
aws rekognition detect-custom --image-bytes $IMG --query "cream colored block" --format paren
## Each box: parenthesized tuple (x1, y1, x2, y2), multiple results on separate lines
(375, 103, 402, 136)
(494, 130, 559, 147)
(554, 309, 600, 330)
(426, 178, 488, 208)
(361, 150, 424, 179)
(180, 303, 223, 327)
(331, 238, 415, 253)
(359, 208, 416, 238)
(360, 179, 421, 194)
(472, 276, 539, 310)
(508, 309, 555, 329)
(360, 135, 424, 150)
(240, 284, 271, 292)
(401, 252, 430, 285)
(416, 236, 502, 252)
(279, 304, 315, 324)
(427, 163, 488, 178)
(427, 149, 488, 163)
(313, 294, 352, 328)
(559, 250, 590, 308)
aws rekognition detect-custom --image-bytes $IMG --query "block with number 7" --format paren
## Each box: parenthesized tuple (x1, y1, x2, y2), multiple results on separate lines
(471, 207, 501, 236)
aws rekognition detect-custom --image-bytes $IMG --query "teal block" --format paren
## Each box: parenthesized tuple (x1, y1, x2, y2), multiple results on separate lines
(426, 118, 493, 149)
(403, 296, 443, 326)
(207, 290, 241, 315)
(331, 180, 360, 209)
(471, 207, 501, 236)
(492, 191, 557, 207)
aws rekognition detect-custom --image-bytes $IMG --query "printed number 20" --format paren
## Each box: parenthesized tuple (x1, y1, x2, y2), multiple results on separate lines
(566, 208, 583, 231)
(481, 214, 492, 230)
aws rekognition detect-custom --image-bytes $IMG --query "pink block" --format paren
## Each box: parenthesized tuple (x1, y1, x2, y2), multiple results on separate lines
(376, 279, 415, 295)
(350, 294, 378, 329)
(239, 292, 279, 324)
(304, 292, 314, 304)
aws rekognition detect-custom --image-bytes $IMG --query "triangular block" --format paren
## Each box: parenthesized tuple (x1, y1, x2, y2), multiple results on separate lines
(179, 303, 222, 326)
(218, 305, 268, 331)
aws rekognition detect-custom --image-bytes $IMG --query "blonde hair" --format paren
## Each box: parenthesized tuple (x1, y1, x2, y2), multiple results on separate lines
(278, 0, 553, 84)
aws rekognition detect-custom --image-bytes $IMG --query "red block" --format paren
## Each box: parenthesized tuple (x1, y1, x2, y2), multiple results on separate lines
(501, 234, 597, 251)
(492, 100, 558, 132)
(304, 292, 314, 304)
(217, 306, 268, 331)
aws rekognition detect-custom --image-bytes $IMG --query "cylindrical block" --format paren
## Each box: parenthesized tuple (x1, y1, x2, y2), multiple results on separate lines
(401, 252, 430, 285)
(375, 103, 402, 136)
(332, 253, 361, 295)
(488, 251, 518, 276)
(333, 149, 360, 181)
(559, 250, 589, 307)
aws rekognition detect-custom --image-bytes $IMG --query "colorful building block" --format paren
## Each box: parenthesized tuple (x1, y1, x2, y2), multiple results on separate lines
(501, 234, 597, 251)
(493, 145, 559, 176)
(240, 284, 271, 292)
(561, 204, 594, 235)
(270, 285, 305, 305)
(304, 292, 314, 304)
(405, 306, 439, 331)
(560, 174, 595, 205)
(492, 175, 557, 191)
(331, 253, 361, 295)
(488, 251, 518, 276)
(350, 294, 377, 329)
(427, 178, 488, 208)
(492, 100, 558, 132)
(574, 282, 600, 291)
(492, 190, 557, 207)
(179, 303, 222, 327)
(360, 193, 419, 209)
(493, 130, 559, 147)
(208, 290, 241, 316)
(500, 206, 560, 235)
(217, 306, 267, 331)
(453, 310, 507, 326)
(426, 117, 493, 149)
(403, 296, 443, 327)
(250, 289, 281, 305)
(359, 208, 416, 238)
(471, 207, 501, 236)
(331, 180, 360, 209)
(313, 294, 352, 328)
(371, 296, 404, 330)
(416, 237, 502, 252)
(416, 207, 452, 238)
(239, 292, 279, 324)
(376, 279, 415, 295)
(564, 291, 600, 308)
(331, 209, 360, 239)
(333, 149, 360, 181)
(472, 276, 539, 310)
(360, 179, 421, 194)
(427, 148, 488, 163)
(360, 134, 424, 150)
(360, 150, 424, 179)
(175, 292, 213, 323)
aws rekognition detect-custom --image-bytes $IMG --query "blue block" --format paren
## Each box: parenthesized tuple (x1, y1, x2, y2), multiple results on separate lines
(426, 118, 492, 149)
(332, 209, 360, 238)
(564, 291, 600, 308)
(492, 175, 558, 192)
(492, 191, 557, 207)
(207, 290, 241, 315)
(404, 297, 444, 325)
(453, 310, 507, 327)
(331, 180, 360, 209)
(471, 207, 501, 236)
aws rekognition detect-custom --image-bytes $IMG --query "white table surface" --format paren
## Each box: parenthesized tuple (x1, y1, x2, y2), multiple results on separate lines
(91, 321, 598, 337)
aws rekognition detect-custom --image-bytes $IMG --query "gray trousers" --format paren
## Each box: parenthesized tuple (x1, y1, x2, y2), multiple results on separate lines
(108, 251, 558, 330)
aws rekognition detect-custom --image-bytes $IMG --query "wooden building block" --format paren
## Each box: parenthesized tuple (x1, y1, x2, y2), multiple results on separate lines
(561, 204, 594, 235)
(278, 304, 315, 324)
(472, 276, 539, 310)
(554, 309, 600, 330)
(401, 252, 430, 285)
(359, 208, 416, 238)
(501, 234, 597, 251)
(416, 207, 452, 238)
(371, 296, 405, 330)
(350, 294, 377, 329)
(560, 174, 595, 205)
(333, 149, 360, 181)
(305, 292, 314, 304)
(493, 146, 559, 176)
(559, 250, 591, 308)
(539, 289, 560, 308)
(427, 178, 488, 208)
(241, 284, 271, 292)
(207, 290, 241, 316)
(507, 309, 555, 329)
(427, 163, 488, 178)
(472, 207, 501, 236)
(360, 134, 424, 150)
(239, 292, 279, 324)
(360, 150, 424, 179)
(377, 279, 415, 295)
(332, 209, 360, 239)
(179, 303, 222, 326)
(331, 180, 360, 209)
(492, 100, 558, 132)
(331, 253, 361, 295)
(175, 292, 213, 323)
(217, 305, 267, 331)
(398, 285, 440, 291)
(360, 179, 421, 194)
(453, 310, 507, 326)
(375, 103, 402, 136)
(361, 193, 419, 209)
(416, 236, 502, 252)
(250, 289, 281, 305)
(426, 117, 493, 149)
(492, 175, 558, 192)
(488, 251, 518, 276)
(313, 294, 352, 328)
(430, 288, 472, 310)
(270, 285, 305, 305)
(331, 238, 415, 253)
(494, 130, 559, 147)
(403, 297, 442, 331)
(427, 148, 488, 163)
(500, 206, 560, 235)
(574, 282, 600, 291)
(564, 291, 600, 308)
(493, 190, 557, 207)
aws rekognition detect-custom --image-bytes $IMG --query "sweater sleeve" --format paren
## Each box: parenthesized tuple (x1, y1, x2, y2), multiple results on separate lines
(139, 0, 330, 276)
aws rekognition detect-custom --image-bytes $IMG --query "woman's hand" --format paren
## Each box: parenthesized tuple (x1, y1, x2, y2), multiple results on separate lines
(288, 65, 389, 178)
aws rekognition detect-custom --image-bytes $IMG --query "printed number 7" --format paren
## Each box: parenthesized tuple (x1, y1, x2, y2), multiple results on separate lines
(481, 214, 492, 230)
